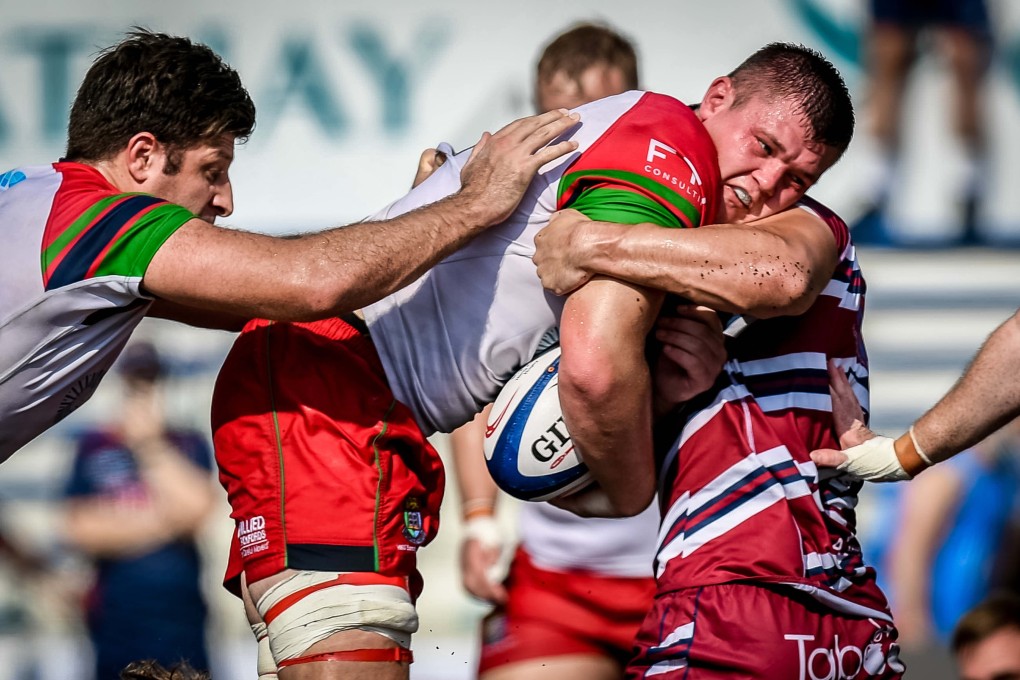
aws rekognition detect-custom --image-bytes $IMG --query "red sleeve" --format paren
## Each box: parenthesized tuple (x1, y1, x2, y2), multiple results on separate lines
(556, 93, 722, 228)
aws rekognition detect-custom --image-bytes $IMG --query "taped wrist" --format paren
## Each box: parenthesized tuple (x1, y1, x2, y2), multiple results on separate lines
(839, 435, 911, 482)
(463, 515, 511, 586)
(463, 515, 502, 550)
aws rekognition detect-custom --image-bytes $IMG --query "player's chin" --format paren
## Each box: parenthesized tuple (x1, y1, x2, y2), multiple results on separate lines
(719, 202, 749, 224)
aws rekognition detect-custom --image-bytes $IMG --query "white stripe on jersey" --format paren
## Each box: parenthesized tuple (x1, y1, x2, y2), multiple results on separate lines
(655, 445, 814, 577)
(646, 658, 688, 677)
(781, 582, 894, 623)
(646, 621, 694, 676)
(652, 620, 695, 651)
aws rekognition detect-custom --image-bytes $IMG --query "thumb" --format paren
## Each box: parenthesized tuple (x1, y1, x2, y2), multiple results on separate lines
(810, 448, 849, 469)
(465, 131, 492, 167)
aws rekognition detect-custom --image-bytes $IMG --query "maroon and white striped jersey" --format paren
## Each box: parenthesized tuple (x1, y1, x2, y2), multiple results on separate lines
(654, 196, 893, 622)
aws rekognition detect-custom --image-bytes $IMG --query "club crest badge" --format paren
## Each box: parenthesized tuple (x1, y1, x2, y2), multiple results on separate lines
(402, 497, 426, 545)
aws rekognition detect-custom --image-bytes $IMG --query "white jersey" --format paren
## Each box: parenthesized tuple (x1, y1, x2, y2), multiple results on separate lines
(0, 163, 193, 458)
(519, 500, 659, 577)
(363, 91, 722, 434)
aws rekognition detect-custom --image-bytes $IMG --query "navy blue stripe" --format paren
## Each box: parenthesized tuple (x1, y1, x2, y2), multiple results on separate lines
(686, 461, 810, 536)
(48, 194, 163, 290)
(743, 368, 830, 398)
(664, 462, 778, 544)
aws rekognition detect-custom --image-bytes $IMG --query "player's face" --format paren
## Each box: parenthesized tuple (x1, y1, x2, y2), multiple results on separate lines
(144, 134, 236, 224)
(698, 78, 840, 224)
(535, 65, 630, 113)
(957, 627, 1020, 680)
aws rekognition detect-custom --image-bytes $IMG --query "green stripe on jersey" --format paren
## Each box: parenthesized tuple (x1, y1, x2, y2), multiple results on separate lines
(94, 203, 195, 279)
(569, 187, 684, 227)
(560, 168, 702, 227)
(40, 194, 123, 271)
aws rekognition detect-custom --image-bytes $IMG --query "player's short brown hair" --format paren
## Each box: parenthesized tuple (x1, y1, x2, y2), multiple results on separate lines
(535, 22, 640, 92)
(66, 29, 256, 173)
(952, 592, 1020, 654)
(728, 42, 854, 158)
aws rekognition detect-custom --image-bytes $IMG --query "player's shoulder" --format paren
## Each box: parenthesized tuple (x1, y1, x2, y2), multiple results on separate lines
(572, 90, 697, 124)
(796, 195, 851, 253)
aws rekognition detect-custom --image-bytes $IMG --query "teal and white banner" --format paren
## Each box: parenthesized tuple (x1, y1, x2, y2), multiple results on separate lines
(1, 0, 1017, 240)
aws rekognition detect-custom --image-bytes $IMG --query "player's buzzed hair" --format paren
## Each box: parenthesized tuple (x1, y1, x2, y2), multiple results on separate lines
(536, 22, 640, 91)
(728, 42, 854, 158)
(66, 28, 256, 174)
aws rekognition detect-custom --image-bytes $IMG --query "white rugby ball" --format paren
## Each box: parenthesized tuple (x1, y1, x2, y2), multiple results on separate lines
(483, 346, 593, 501)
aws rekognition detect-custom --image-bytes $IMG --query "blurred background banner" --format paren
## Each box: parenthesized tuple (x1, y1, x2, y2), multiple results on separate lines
(0, 0, 1018, 241)
(1, 2, 1019, 679)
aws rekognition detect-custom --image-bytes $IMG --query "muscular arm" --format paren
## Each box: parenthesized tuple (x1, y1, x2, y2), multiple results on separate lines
(145, 110, 580, 323)
(913, 309, 1020, 462)
(558, 276, 664, 516)
(535, 206, 837, 318)
(812, 311, 1020, 481)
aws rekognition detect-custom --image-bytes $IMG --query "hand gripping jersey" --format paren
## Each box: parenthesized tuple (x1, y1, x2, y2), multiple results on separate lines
(364, 91, 720, 435)
(653, 196, 892, 622)
(0, 163, 193, 458)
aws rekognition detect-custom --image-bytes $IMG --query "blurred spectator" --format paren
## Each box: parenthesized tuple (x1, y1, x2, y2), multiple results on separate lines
(61, 342, 217, 680)
(854, 0, 993, 245)
(868, 418, 1020, 650)
(531, 21, 638, 111)
(952, 592, 1020, 680)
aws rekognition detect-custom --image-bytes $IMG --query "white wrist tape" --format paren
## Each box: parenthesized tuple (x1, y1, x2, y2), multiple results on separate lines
(838, 435, 911, 482)
(463, 515, 511, 586)
(463, 515, 502, 550)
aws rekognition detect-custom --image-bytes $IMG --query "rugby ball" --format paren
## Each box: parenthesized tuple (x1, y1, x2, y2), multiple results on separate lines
(483, 346, 593, 501)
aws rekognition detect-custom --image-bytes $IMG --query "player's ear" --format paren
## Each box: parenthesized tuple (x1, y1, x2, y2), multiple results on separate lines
(124, 132, 162, 183)
(697, 77, 735, 120)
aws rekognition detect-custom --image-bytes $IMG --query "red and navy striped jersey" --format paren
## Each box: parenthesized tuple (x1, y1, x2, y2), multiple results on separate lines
(0, 162, 193, 457)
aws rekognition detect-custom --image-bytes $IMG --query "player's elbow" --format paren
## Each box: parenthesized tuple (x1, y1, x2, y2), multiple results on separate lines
(559, 353, 621, 406)
(745, 270, 817, 319)
(276, 271, 358, 321)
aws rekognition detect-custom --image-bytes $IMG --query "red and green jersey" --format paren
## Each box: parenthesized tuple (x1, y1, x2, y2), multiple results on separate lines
(0, 161, 194, 458)
(558, 92, 719, 229)
(364, 91, 722, 436)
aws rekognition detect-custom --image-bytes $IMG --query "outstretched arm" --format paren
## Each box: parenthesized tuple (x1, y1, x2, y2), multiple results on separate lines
(146, 110, 580, 324)
(912, 309, 1020, 460)
(534, 206, 837, 319)
(813, 312, 1020, 481)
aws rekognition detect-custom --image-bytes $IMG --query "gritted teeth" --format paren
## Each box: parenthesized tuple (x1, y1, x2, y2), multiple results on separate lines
(732, 186, 751, 208)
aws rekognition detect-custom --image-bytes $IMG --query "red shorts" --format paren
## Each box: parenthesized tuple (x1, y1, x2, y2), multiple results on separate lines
(212, 317, 445, 597)
(478, 547, 656, 673)
(627, 582, 904, 679)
